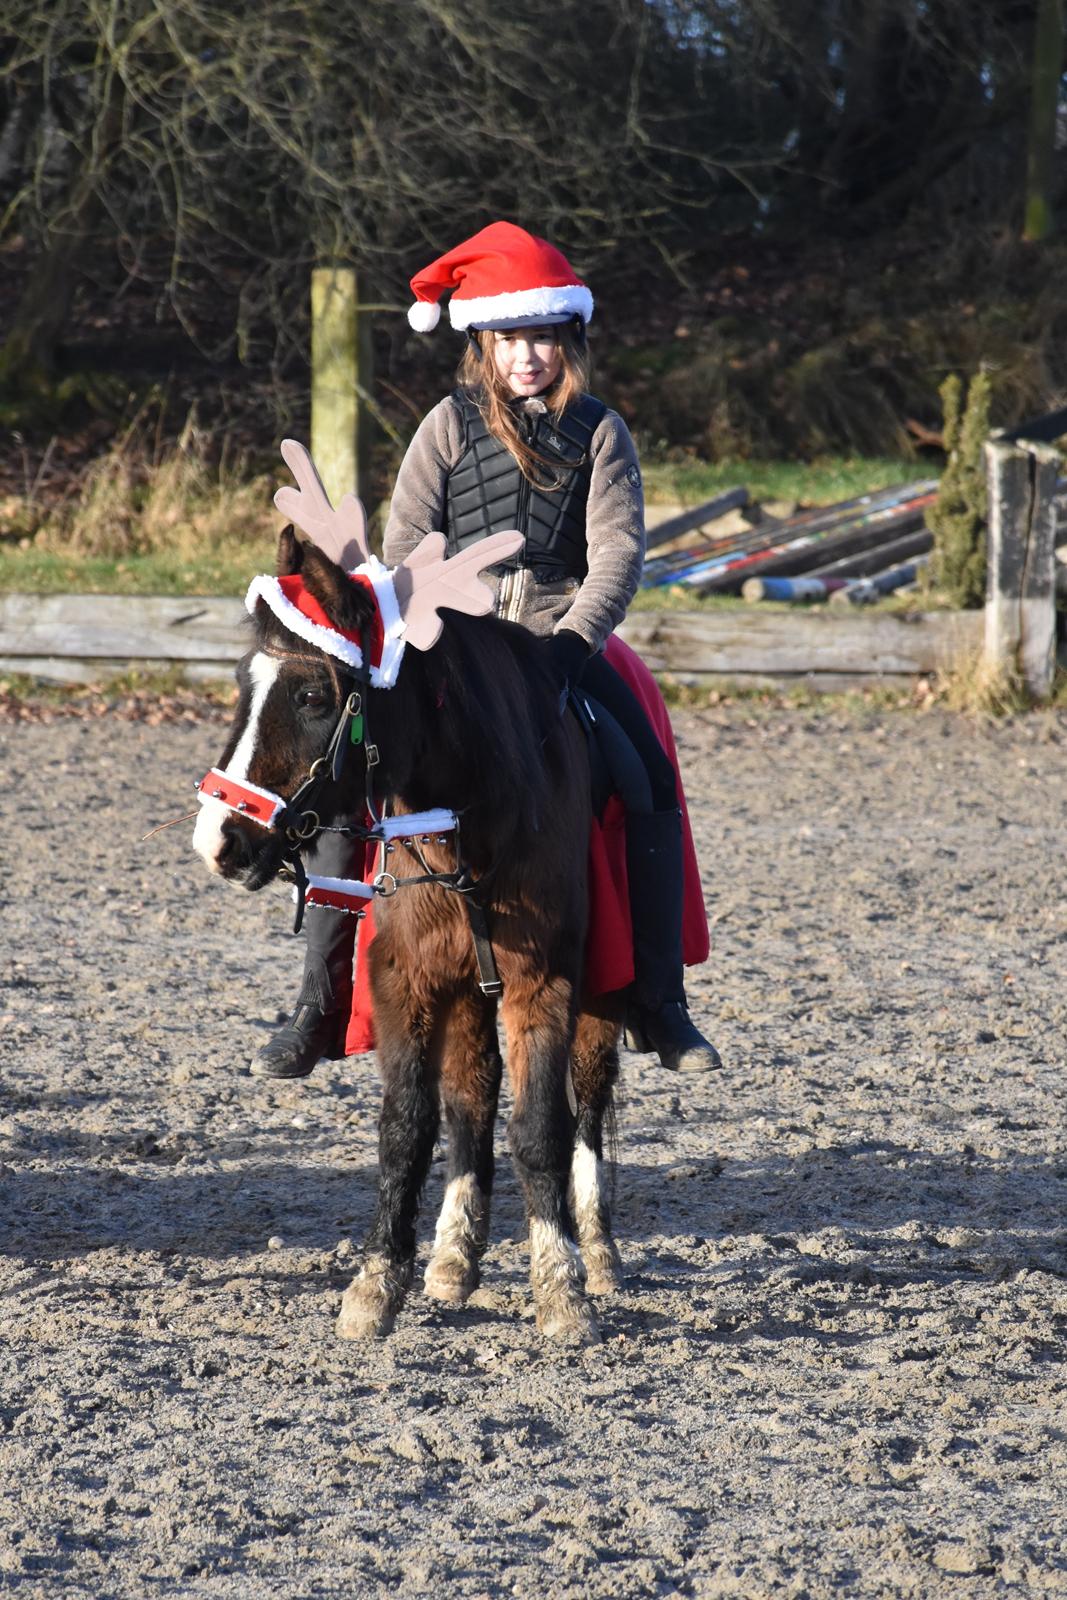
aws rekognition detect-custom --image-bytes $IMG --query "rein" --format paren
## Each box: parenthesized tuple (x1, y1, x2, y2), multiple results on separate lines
(196, 638, 503, 996)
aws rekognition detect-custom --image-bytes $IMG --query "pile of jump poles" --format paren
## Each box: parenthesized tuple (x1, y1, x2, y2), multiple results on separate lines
(641, 480, 939, 605)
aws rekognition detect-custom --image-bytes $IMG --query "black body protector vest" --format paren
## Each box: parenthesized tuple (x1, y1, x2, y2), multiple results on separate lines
(443, 389, 608, 579)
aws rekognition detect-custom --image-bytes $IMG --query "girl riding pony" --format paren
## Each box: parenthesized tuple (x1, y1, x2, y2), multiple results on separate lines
(254, 221, 719, 1080)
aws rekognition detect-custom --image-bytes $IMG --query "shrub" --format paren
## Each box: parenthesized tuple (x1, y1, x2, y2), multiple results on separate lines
(925, 371, 992, 609)
(35, 415, 275, 561)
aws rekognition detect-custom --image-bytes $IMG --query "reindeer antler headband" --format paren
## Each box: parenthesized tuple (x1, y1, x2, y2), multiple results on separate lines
(245, 440, 525, 687)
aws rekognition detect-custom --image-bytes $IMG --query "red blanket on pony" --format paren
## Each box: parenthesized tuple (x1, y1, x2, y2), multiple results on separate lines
(344, 634, 708, 1054)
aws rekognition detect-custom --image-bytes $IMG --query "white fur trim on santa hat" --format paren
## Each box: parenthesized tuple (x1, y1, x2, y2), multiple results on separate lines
(407, 299, 442, 332)
(361, 556, 407, 687)
(245, 562, 407, 689)
(450, 283, 594, 331)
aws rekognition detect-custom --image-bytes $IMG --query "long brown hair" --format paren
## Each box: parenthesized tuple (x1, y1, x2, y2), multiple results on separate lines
(456, 321, 592, 487)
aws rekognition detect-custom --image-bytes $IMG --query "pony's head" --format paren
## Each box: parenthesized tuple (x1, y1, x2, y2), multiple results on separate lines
(192, 526, 381, 888)
(192, 441, 524, 890)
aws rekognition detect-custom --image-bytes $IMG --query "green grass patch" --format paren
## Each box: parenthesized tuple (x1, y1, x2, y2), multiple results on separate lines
(0, 546, 252, 596)
(628, 586, 792, 613)
(1, 450, 926, 598)
(0, 664, 236, 710)
(653, 673, 934, 717)
(642, 455, 921, 507)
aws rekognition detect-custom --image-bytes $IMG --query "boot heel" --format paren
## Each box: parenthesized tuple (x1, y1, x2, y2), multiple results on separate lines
(623, 1018, 651, 1053)
(624, 1002, 721, 1073)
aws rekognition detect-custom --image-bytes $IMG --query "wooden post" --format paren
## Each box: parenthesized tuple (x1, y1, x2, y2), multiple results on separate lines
(356, 296, 374, 494)
(984, 434, 1060, 699)
(311, 266, 372, 505)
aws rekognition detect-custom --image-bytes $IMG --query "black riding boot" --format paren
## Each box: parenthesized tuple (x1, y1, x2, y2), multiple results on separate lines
(250, 836, 359, 1080)
(623, 809, 722, 1072)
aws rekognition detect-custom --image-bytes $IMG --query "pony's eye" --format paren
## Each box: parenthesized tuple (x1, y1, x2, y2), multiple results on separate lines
(298, 686, 328, 710)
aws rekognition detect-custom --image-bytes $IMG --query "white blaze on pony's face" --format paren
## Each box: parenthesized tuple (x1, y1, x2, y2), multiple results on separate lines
(193, 652, 280, 873)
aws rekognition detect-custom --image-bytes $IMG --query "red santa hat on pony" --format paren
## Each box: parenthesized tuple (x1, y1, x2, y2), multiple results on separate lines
(406, 220, 594, 334)
(246, 440, 524, 688)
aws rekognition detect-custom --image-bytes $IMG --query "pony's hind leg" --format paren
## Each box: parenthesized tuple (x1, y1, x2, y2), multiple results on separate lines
(502, 978, 599, 1345)
(337, 1025, 439, 1341)
(424, 992, 502, 1307)
(570, 1003, 623, 1296)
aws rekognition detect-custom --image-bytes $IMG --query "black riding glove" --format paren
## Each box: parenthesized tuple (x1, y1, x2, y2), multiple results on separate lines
(549, 629, 591, 698)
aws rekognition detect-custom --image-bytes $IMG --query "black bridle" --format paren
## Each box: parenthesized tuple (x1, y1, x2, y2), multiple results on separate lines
(199, 631, 503, 996)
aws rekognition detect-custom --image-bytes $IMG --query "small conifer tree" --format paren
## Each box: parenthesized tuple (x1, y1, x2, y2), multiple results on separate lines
(925, 370, 993, 609)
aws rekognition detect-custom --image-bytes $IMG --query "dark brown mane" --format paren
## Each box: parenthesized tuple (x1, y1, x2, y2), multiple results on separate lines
(252, 601, 562, 848)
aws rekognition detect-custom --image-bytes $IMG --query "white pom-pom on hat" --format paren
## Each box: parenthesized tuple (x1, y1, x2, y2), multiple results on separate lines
(407, 299, 441, 333)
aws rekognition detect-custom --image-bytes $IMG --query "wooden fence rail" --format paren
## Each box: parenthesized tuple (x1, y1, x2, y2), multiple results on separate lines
(618, 609, 982, 687)
(0, 593, 984, 691)
(6, 422, 1062, 693)
(0, 594, 245, 684)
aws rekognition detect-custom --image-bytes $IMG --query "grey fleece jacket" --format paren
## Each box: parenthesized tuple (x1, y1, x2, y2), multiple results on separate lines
(381, 393, 645, 653)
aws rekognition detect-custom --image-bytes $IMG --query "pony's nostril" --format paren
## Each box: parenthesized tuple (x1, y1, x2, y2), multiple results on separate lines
(216, 823, 250, 875)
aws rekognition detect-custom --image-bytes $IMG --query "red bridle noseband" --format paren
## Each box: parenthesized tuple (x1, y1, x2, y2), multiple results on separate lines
(194, 770, 290, 831)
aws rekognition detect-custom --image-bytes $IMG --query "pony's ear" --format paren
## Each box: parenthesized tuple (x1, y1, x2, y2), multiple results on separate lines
(277, 524, 304, 577)
(298, 539, 378, 635)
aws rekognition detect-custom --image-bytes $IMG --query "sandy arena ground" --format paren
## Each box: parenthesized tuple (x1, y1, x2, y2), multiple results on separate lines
(2, 698, 1067, 1598)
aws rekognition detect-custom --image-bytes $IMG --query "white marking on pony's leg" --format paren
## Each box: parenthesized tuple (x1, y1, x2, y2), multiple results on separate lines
(570, 1141, 622, 1296)
(529, 1218, 599, 1345)
(570, 1141, 601, 1236)
(424, 1174, 487, 1306)
(193, 653, 280, 871)
(336, 1252, 412, 1341)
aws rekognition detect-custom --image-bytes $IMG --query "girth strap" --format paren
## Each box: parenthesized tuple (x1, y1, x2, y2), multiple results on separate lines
(464, 898, 502, 998)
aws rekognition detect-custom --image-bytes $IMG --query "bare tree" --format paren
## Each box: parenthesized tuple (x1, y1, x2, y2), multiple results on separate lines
(1023, 0, 1064, 240)
(0, 0, 745, 389)
(0, 0, 1048, 406)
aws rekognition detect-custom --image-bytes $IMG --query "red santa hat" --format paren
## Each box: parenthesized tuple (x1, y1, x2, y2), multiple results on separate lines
(245, 561, 407, 689)
(407, 221, 594, 334)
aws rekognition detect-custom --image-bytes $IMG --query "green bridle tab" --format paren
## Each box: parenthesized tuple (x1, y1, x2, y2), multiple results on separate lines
(343, 688, 364, 747)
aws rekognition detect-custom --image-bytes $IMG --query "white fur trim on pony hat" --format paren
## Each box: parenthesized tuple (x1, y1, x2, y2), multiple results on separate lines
(245, 557, 407, 689)
(407, 220, 593, 334)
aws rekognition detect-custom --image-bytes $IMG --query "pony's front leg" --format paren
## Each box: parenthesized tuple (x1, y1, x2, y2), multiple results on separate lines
(502, 978, 599, 1346)
(570, 1004, 623, 1296)
(424, 992, 502, 1307)
(337, 1028, 440, 1341)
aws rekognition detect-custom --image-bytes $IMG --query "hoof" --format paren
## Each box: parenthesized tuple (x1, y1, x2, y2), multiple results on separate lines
(336, 1293, 396, 1341)
(582, 1240, 623, 1297)
(537, 1296, 601, 1345)
(424, 1254, 480, 1307)
(336, 1256, 408, 1340)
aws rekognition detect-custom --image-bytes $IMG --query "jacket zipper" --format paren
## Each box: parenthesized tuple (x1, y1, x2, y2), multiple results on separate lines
(500, 425, 533, 624)
(496, 568, 514, 620)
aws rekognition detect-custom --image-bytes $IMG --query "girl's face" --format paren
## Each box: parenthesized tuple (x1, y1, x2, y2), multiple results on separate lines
(490, 327, 563, 398)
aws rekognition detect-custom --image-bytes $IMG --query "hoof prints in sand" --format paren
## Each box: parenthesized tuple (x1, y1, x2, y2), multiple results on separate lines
(1, 708, 1067, 1596)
